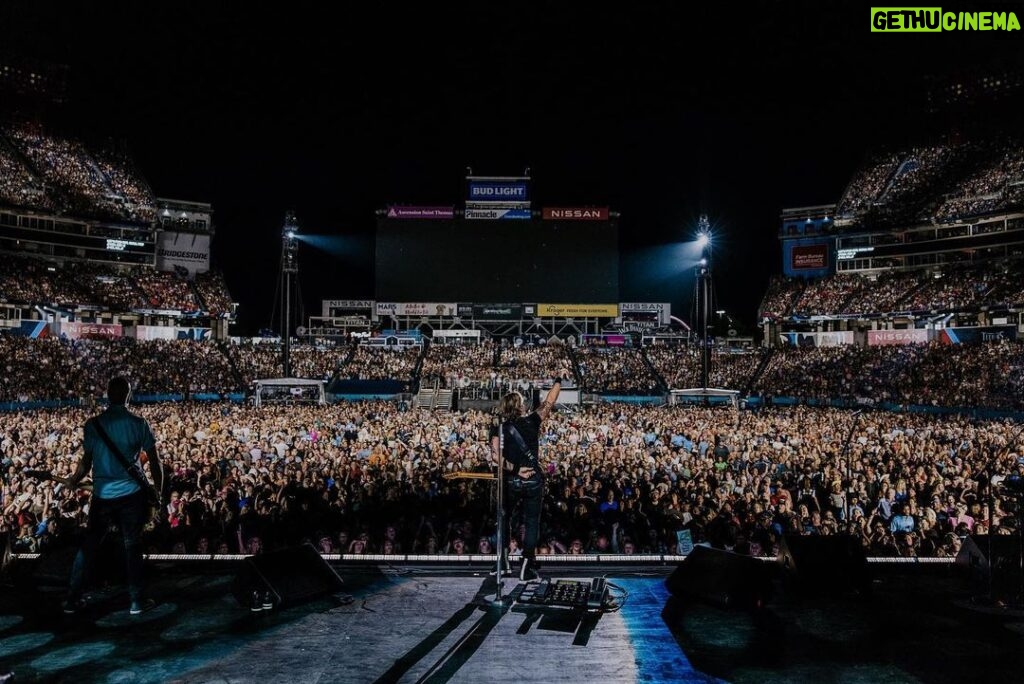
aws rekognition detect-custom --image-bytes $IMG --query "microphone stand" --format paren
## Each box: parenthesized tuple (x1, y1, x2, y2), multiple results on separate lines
(984, 422, 1024, 605)
(494, 417, 506, 604)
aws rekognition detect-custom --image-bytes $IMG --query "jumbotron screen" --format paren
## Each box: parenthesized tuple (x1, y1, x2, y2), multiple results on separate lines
(375, 218, 619, 302)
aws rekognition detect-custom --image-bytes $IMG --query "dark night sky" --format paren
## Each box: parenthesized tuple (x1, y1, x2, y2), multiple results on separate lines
(3, 2, 1023, 334)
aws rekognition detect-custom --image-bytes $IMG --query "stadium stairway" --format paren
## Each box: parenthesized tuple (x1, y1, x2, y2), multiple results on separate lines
(410, 340, 430, 393)
(566, 346, 584, 386)
(414, 381, 453, 410)
(743, 347, 776, 396)
(325, 340, 360, 388)
(215, 340, 247, 390)
(640, 347, 670, 393)
(189, 278, 208, 313)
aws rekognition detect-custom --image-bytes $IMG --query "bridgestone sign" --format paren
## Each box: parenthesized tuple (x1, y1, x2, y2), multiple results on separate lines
(156, 231, 211, 276)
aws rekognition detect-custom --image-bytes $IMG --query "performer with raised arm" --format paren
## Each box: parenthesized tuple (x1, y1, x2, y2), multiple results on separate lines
(492, 363, 571, 581)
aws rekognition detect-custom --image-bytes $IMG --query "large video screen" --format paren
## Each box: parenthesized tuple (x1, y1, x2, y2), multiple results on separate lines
(375, 219, 619, 302)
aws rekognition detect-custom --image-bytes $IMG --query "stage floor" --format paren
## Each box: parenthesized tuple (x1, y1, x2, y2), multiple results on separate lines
(0, 563, 1022, 683)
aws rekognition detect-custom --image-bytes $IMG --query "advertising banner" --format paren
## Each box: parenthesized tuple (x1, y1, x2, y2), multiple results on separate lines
(542, 207, 609, 221)
(457, 303, 474, 318)
(385, 206, 455, 219)
(465, 208, 531, 220)
(60, 322, 123, 340)
(537, 303, 619, 317)
(134, 326, 212, 341)
(135, 325, 176, 341)
(582, 334, 627, 347)
(176, 327, 212, 341)
(376, 302, 457, 317)
(938, 325, 1017, 345)
(156, 231, 210, 276)
(779, 331, 855, 347)
(791, 244, 829, 270)
(468, 181, 528, 202)
(620, 302, 671, 324)
(472, 303, 524, 319)
(782, 237, 833, 278)
(867, 329, 930, 346)
(322, 300, 374, 317)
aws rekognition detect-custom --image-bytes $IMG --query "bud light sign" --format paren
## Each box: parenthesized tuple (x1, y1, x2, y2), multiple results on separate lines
(468, 182, 528, 202)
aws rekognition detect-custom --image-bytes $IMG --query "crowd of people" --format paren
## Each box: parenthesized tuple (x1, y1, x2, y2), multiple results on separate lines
(837, 137, 1024, 225)
(760, 257, 1024, 321)
(0, 337, 239, 402)
(575, 347, 661, 395)
(498, 344, 571, 387)
(194, 272, 234, 316)
(3, 334, 1024, 411)
(757, 340, 1024, 410)
(1, 121, 155, 223)
(2, 400, 1021, 562)
(228, 342, 349, 385)
(419, 341, 498, 388)
(342, 345, 422, 382)
(134, 270, 199, 312)
(0, 254, 233, 316)
(0, 137, 52, 211)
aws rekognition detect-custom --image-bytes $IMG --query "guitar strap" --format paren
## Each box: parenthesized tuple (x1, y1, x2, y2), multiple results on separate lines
(88, 417, 159, 504)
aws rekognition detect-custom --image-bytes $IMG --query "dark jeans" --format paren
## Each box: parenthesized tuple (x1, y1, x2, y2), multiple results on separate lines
(68, 489, 147, 602)
(506, 477, 543, 559)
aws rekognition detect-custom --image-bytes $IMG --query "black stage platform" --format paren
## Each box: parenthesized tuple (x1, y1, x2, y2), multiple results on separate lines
(0, 560, 1022, 683)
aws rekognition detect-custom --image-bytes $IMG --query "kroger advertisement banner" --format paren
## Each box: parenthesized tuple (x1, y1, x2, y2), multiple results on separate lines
(385, 206, 454, 219)
(780, 331, 855, 347)
(60, 322, 123, 340)
(156, 231, 210, 276)
(465, 208, 531, 220)
(867, 329, 930, 346)
(468, 181, 528, 203)
(538, 304, 619, 317)
(376, 302, 457, 317)
(938, 325, 1017, 345)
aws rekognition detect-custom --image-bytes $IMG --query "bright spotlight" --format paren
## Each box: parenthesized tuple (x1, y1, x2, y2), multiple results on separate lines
(699, 257, 708, 266)
(696, 233, 710, 248)
(286, 230, 295, 239)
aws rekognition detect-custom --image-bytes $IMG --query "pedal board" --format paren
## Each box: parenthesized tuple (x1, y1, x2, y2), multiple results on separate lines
(517, 578, 608, 609)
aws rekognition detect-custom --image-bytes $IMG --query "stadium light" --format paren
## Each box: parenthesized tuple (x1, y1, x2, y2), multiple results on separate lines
(696, 232, 710, 248)
(699, 257, 708, 267)
(287, 230, 296, 239)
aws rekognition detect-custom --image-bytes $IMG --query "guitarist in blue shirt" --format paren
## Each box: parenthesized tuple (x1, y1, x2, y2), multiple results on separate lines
(63, 377, 165, 616)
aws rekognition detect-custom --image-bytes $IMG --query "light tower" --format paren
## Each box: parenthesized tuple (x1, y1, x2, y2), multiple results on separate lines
(695, 215, 713, 392)
(279, 211, 300, 378)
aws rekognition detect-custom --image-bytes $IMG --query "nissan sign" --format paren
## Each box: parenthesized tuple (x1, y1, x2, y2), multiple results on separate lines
(542, 207, 609, 221)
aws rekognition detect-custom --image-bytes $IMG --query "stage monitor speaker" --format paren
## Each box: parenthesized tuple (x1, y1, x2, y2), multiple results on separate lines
(956, 535, 1022, 596)
(778, 534, 869, 594)
(232, 543, 344, 609)
(665, 545, 773, 611)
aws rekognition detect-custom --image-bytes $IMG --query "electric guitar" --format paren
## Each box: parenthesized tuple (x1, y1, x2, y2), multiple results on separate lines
(22, 469, 93, 491)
